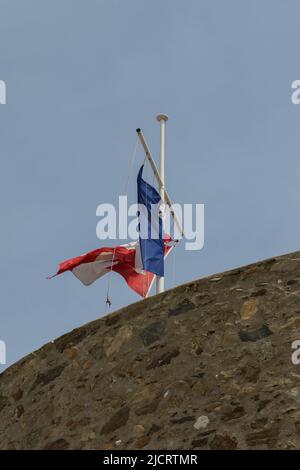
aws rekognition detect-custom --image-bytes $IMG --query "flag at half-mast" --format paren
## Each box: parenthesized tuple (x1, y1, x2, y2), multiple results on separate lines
(49, 166, 171, 297)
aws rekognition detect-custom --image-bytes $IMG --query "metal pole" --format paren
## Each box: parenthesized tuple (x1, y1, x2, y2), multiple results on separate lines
(156, 114, 168, 294)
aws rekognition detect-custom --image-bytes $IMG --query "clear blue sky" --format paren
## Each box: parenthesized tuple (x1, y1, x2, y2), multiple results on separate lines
(1, 0, 300, 369)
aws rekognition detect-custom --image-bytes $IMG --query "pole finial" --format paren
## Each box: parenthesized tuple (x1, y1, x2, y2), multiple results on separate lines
(156, 113, 168, 122)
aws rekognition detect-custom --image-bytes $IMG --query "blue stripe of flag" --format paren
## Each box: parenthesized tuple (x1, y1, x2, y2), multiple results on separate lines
(137, 165, 164, 277)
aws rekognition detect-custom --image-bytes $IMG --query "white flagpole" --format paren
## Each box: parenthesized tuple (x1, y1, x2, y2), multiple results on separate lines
(156, 113, 168, 294)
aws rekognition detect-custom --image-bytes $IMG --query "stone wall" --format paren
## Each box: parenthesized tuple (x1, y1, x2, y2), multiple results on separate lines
(1, 251, 300, 449)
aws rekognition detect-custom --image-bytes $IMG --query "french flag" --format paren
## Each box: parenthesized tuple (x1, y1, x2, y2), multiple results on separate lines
(50, 165, 168, 297)
(49, 238, 172, 298)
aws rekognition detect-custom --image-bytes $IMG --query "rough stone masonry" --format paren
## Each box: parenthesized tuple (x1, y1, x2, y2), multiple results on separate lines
(2, 251, 300, 449)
